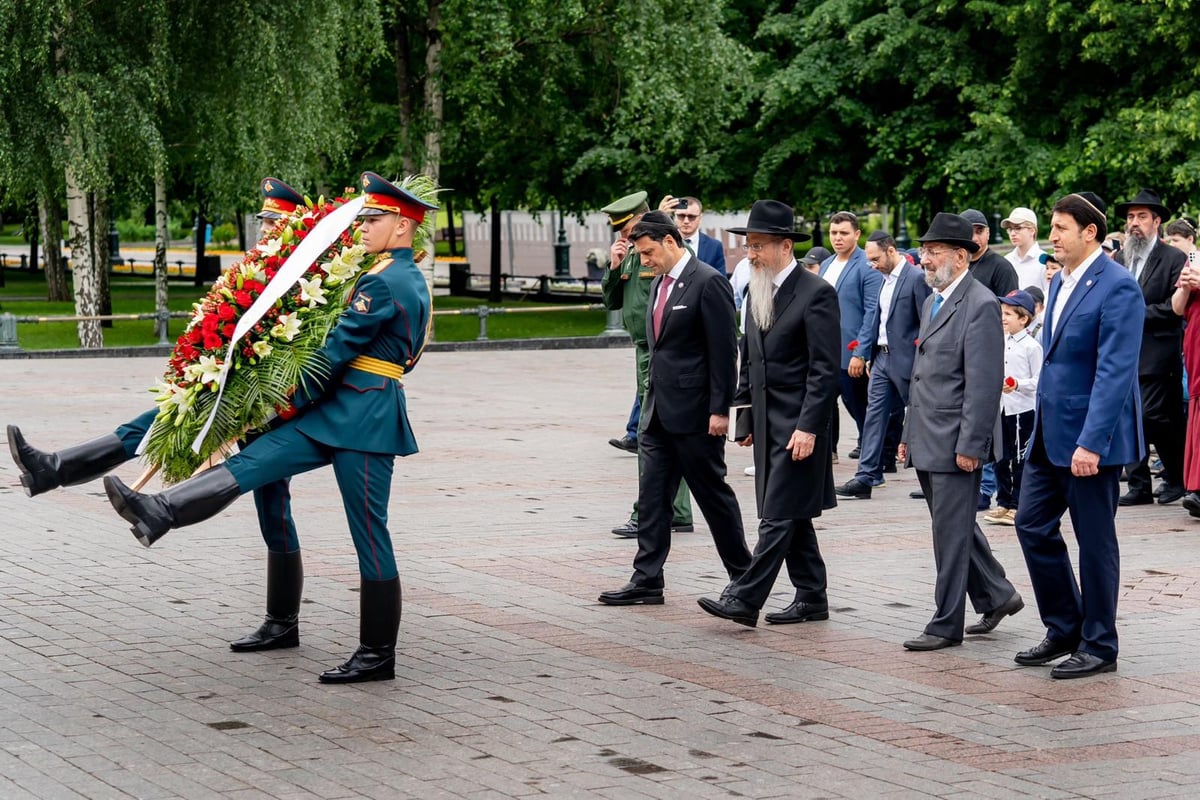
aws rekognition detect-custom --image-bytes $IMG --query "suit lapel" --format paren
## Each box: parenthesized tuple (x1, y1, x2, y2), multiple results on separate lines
(1045, 255, 1107, 355)
(921, 276, 968, 341)
(834, 250, 859, 293)
(771, 266, 802, 322)
(1137, 241, 1165, 288)
(656, 259, 697, 341)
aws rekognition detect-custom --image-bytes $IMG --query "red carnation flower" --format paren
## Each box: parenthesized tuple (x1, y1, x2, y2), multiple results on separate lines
(203, 333, 224, 350)
(265, 255, 282, 270)
(222, 323, 235, 338)
(217, 303, 235, 321)
(243, 279, 265, 294)
(1004, 376, 1017, 389)
(187, 327, 204, 344)
(201, 314, 220, 333)
(234, 290, 253, 309)
(847, 339, 860, 352)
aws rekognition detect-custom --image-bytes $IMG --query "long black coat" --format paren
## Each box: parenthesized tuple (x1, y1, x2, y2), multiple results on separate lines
(1116, 239, 1186, 377)
(735, 266, 841, 519)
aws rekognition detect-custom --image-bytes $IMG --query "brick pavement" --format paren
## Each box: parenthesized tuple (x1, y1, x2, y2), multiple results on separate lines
(2, 350, 1200, 799)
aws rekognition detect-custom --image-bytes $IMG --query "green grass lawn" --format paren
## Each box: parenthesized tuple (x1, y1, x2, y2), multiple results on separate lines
(0, 269, 607, 349)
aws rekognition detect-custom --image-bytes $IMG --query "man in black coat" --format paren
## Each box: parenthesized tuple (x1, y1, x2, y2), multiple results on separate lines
(1113, 189, 1188, 506)
(599, 212, 752, 605)
(696, 200, 841, 627)
(960, 209, 1020, 297)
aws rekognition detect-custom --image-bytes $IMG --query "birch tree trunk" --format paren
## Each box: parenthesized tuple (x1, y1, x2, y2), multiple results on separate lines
(153, 167, 170, 339)
(65, 165, 103, 348)
(94, 192, 112, 328)
(37, 191, 69, 302)
(419, 0, 443, 297)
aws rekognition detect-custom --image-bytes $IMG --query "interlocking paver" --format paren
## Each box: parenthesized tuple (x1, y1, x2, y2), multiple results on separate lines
(3, 350, 1200, 798)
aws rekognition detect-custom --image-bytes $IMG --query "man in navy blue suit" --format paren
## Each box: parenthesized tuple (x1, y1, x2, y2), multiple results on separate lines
(821, 212, 883, 459)
(660, 195, 728, 275)
(1013, 192, 1145, 679)
(836, 230, 930, 498)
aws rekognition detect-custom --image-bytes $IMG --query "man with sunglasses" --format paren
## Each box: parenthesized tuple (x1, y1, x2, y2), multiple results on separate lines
(659, 195, 726, 275)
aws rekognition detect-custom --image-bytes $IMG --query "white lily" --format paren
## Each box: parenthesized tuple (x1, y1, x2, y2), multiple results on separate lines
(271, 313, 302, 342)
(258, 237, 283, 257)
(298, 276, 328, 309)
(323, 244, 367, 283)
(184, 354, 226, 385)
(252, 340, 273, 358)
(152, 381, 195, 417)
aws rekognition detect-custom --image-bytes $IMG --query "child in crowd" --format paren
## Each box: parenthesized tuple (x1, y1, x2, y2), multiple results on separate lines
(1024, 285, 1045, 341)
(986, 290, 1043, 525)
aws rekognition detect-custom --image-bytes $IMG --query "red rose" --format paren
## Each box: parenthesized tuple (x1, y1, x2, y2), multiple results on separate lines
(217, 303, 235, 321)
(243, 279, 265, 294)
(266, 255, 282, 270)
(222, 323, 235, 338)
(201, 314, 220, 333)
(187, 327, 204, 344)
(847, 339, 860, 352)
(276, 402, 298, 420)
(180, 344, 197, 360)
(203, 333, 224, 350)
(1004, 376, 1017, 389)
(234, 290, 253, 308)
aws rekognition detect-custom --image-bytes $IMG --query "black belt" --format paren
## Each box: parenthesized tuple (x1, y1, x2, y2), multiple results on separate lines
(877, 344, 890, 354)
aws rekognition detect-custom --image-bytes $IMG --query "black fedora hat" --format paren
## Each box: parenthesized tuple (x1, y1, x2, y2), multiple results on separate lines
(727, 200, 812, 241)
(1115, 188, 1172, 220)
(917, 212, 980, 254)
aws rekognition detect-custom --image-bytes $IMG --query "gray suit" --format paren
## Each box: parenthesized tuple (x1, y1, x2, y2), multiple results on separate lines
(904, 272, 1015, 641)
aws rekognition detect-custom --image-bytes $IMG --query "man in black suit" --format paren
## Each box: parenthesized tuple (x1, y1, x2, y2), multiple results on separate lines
(1113, 189, 1187, 506)
(695, 201, 841, 627)
(599, 212, 752, 605)
(837, 231, 931, 499)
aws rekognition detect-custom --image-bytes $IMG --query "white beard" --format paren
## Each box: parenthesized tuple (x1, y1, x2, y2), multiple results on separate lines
(1123, 232, 1153, 266)
(748, 268, 776, 331)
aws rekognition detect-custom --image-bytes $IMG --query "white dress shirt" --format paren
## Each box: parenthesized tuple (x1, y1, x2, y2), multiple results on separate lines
(876, 260, 905, 346)
(1006, 243, 1047, 293)
(1049, 246, 1103, 339)
(1001, 329, 1042, 415)
(931, 268, 970, 317)
(653, 250, 691, 309)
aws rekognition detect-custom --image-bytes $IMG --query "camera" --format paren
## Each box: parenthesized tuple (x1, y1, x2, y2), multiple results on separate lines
(675, 198, 689, 210)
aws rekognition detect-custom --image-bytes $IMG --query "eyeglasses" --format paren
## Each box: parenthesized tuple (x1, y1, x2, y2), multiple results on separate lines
(675, 213, 699, 221)
(918, 246, 954, 259)
(743, 240, 784, 253)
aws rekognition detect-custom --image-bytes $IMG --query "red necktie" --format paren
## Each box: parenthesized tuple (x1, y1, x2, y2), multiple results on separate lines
(652, 275, 675, 338)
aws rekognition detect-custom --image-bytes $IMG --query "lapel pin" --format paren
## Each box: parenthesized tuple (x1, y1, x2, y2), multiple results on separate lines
(1086, 280, 1093, 286)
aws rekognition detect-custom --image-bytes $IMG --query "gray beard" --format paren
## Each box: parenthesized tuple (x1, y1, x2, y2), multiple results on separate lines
(1124, 233, 1153, 265)
(748, 268, 776, 331)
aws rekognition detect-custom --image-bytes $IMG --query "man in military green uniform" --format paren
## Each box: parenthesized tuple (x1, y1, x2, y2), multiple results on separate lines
(102, 171, 436, 685)
(8, 177, 308, 655)
(600, 191, 693, 537)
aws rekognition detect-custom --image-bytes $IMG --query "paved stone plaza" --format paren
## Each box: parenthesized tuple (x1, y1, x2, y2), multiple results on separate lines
(3, 349, 1200, 799)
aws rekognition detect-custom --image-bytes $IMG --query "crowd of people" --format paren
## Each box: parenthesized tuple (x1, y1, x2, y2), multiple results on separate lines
(599, 187, 1199, 680)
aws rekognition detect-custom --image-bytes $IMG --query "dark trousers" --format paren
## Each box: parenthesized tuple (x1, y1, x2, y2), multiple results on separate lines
(854, 351, 905, 485)
(1127, 372, 1185, 493)
(729, 518, 826, 609)
(995, 410, 1035, 510)
(625, 394, 640, 440)
(632, 417, 751, 586)
(226, 423, 398, 581)
(115, 409, 299, 553)
(1015, 435, 1122, 661)
(834, 369, 870, 452)
(917, 468, 1015, 641)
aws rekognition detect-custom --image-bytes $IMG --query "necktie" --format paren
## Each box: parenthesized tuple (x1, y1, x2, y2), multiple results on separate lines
(652, 275, 675, 338)
(930, 293, 944, 319)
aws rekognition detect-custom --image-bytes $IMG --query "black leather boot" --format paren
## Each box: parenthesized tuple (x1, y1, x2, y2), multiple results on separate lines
(319, 577, 401, 684)
(230, 550, 303, 651)
(7, 425, 128, 497)
(103, 464, 241, 547)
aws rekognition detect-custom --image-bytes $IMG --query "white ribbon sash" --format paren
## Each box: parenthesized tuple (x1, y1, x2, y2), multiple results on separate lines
(188, 195, 367, 453)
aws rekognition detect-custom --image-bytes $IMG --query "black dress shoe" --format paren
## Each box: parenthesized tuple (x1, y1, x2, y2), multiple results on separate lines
(1014, 636, 1078, 666)
(697, 595, 759, 627)
(608, 436, 638, 454)
(965, 592, 1024, 635)
(611, 519, 638, 537)
(764, 600, 829, 625)
(834, 478, 872, 499)
(598, 582, 664, 605)
(230, 615, 299, 651)
(318, 645, 396, 683)
(1182, 492, 1200, 518)
(882, 463, 897, 474)
(1118, 489, 1154, 506)
(910, 490, 925, 500)
(1050, 651, 1117, 679)
(847, 446, 861, 459)
(903, 633, 960, 651)
(1157, 484, 1186, 505)
(671, 523, 694, 533)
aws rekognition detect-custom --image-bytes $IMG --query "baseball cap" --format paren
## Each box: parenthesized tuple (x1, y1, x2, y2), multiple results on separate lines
(999, 289, 1036, 317)
(958, 208, 989, 228)
(1001, 207, 1037, 229)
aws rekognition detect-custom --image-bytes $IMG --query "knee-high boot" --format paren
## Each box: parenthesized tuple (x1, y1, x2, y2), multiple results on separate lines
(103, 465, 241, 547)
(8, 425, 128, 497)
(230, 550, 303, 651)
(318, 577, 401, 684)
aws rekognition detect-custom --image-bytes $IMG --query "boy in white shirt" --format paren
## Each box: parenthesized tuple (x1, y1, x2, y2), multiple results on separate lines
(986, 290, 1043, 525)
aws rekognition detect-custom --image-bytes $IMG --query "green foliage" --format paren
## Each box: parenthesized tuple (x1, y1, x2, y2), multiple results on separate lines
(210, 223, 236, 246)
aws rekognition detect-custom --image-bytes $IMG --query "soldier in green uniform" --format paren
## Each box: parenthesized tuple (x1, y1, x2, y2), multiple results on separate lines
(102, 171, 436, 685)
(600, 191, 693, 537)
(8, 177, 308, 655)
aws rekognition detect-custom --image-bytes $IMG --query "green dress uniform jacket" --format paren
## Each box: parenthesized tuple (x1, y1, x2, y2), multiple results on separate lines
(602, 251, 655, 349)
